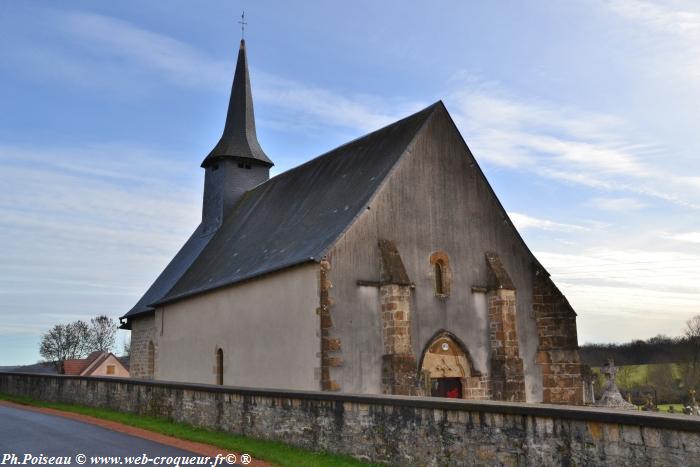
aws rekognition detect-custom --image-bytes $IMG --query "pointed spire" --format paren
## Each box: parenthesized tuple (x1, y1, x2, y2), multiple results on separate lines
(202, 40, 273, 168)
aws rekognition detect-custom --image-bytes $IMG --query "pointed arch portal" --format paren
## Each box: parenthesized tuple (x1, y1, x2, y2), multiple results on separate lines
(420, 331, 486, 399)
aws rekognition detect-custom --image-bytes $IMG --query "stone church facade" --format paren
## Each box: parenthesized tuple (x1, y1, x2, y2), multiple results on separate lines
(121, 40, 584, 405)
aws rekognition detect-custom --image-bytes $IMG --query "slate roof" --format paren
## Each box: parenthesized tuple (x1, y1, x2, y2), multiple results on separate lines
(155, 103, 439, 306)
(122, 225, 216, 319)
(202, 40, 272, 168)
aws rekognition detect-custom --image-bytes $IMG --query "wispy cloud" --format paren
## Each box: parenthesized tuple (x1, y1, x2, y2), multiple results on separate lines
(610, 0, 700, 34)
(508, 212, 588, 233)
(588, 197, 647, 212)
(665, 232, 700, 244)
(445, 76, 700, 210)
(254, 72, 423, 133)
(537, 247, 700, 340)
(1, 4, 698, 351)
(0, 141, 202, 338)
(0, 14, 228, 96)
(1, 8, 421, 134)
(608, 0, 700, 79)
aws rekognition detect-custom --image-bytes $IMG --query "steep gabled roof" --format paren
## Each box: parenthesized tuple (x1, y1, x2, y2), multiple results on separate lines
(121, 225, 216, 320)
(155, 103, 439, 306)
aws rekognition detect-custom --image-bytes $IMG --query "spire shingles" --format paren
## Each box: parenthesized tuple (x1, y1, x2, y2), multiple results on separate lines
(202, 40, 273, 168)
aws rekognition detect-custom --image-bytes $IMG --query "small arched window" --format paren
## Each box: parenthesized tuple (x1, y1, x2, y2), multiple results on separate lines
(434, 261, 445, 295)
(429, 251, 451, 297)
(216, 348, 224, 385)
(147, 341, 155, 378)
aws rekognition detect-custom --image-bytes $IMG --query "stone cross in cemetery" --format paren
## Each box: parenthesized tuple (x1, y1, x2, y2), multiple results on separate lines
(684, 389, 700, 415)
(595, 359, 636, 410)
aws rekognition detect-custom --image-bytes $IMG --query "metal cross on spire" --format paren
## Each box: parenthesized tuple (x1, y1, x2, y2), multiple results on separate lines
(238, 11, 247, 39)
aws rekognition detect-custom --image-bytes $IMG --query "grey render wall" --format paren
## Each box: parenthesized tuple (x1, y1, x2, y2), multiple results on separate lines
(2, 373, 699, 467)
(326, 107, 544, 400)
(149, 263, 320, 389)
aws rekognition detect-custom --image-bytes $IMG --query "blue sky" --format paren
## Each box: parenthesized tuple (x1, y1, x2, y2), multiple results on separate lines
(1, 0, 699, 365)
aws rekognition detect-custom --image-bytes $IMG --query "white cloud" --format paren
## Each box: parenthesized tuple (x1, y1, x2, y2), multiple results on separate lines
(588, 197, 647, 212)
(54, 10, 229, 89)
(608, 0, 700, 79)
(665, 232, 700, 243)
(254, 72, 423, 133)
(1, 5, 698, 348)
(609, 0, 700, 39)
(508, 212, 587, 233)
(1, 8, 422, 135)
(0, 142, 202, 335)
(445, 78, 700, 210)
(537, 248, 700, 336)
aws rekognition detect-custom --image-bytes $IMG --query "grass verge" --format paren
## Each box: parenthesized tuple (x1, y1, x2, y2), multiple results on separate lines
(657, 403, 684, 412)
(0, 393, 380, 467)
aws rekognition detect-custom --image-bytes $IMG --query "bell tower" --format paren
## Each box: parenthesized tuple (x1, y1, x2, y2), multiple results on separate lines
(201, 39, 273, 235)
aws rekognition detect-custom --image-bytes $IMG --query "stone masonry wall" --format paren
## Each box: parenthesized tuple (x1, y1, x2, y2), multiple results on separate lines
(484, 252, 525, 402)
(488, 289, 526, 402)
(533, 269, 584, 405)
(319, 259, 341, 391)
(129, 314, 156, 379)
(2, 373, 700, 466)
(380, 284, 420, 396)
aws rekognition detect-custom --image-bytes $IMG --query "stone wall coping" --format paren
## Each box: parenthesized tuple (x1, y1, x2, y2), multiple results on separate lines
(2, 371, 698, 432)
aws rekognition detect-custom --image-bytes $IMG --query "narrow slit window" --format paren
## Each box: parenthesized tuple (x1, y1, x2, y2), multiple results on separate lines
(216, 348, 224, 385)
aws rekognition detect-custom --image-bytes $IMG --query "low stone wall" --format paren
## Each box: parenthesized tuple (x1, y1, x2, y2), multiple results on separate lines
(2, 372, 699, 466)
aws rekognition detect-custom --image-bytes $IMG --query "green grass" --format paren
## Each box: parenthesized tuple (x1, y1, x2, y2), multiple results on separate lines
(590, 363, 683, 387)
(657, 404, 684, 412)
(0, 393, 381, 467)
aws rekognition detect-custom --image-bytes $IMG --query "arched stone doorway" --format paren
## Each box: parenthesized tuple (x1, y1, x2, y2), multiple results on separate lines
(420, 332, 487, 399)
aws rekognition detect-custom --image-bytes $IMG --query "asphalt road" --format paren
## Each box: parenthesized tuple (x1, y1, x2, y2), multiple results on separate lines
(0, 405, 225, 466)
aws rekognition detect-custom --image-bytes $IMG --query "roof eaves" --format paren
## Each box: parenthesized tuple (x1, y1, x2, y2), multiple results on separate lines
(82, 352, 114, 376)
(150, 257, 318, 308)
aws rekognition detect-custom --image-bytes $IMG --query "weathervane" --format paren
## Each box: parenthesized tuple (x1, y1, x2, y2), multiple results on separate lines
(238, 11, 247, 39)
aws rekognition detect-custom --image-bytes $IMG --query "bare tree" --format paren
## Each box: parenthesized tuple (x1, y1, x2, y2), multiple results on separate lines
(39, 315, 118, 371)
(39, 321, 90, 370)
(616, 366, 634, 392)
(683, 315, 700, 390)
(88, 315, 116, 353)
(647, 364, 679, 404)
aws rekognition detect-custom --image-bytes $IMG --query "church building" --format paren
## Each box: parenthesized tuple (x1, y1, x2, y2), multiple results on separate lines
(120, 39, 584, 405)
